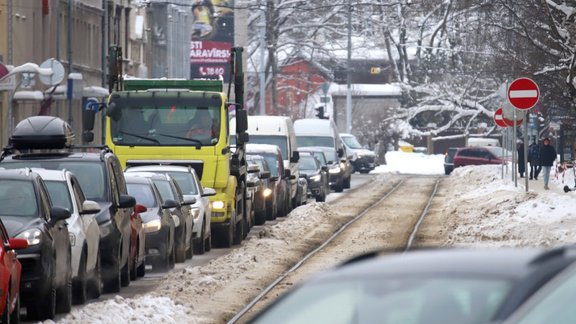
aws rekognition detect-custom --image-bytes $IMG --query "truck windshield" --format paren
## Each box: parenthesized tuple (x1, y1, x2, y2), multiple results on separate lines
(248, 135, 288, 160)
(110, 104, 221, 147)
(296, 136, 334, 148)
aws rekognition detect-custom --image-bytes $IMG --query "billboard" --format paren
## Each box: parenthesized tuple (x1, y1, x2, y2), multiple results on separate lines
(190, 0, 234, 82)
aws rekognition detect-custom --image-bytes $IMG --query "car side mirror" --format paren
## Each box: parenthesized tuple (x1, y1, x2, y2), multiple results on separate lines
(8, 238, 28, 250)
(182, 195, 197, 206)
(50, 206, 71, 225)
(321, 165, 328, 172)
(290, 175, 296, 180)
(202, 187, 217, 197)
(270, 176, 279, 182)
(134, 204, 147, 213)
(247, 165, 260, 173)
(337, 148, 344, 158)
(80, 200, 101, 215)
(247, 181, 257, 188)
(283, 169, 291, 178)
(162, 199, 180, 209)
(290, 151, 300, 163)
(118, 194, 136, 209)
(259, 171, 271, 179)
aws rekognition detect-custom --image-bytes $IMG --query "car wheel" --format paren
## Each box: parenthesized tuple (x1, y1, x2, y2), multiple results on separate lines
(102, 246, 121, 293)
(88, 251, 102, 299)
(204, 229, 212, 252)
(335, 179, 344, 192)
(168, 242, 176, 269)
(193, 219, 206, 255)
(175, 228, 187, 263)
(120, 246, 130, 287)
(56, 251, 72, 314)
(316, 190, 326, 202)
(72, 250, 88, 305)
(2, 288, 9, 324)
(130, 240, 138, 281)
(136, 258, 146, 278)
(28, 271, 56, 320)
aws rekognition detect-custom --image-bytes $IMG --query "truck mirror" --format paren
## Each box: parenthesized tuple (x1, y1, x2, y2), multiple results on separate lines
(337, 148, 344, 158)
(106, 102, 122, 121)
(82, 108, 96, 131)
(290, 151, 300, 163)
(236, 109, 248, 133)
(237, 132, 249, 144)
(82, 131, 94, 143)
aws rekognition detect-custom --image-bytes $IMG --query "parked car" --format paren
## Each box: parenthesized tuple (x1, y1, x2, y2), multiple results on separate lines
(246, 156, 272, 225)
(124, 173, 177, 271)
(0, 218, 27, 323)
(34, 168, 102, 304)
(246, 144, 291, 217)
(340, 146, 354, 189)
(298, 146, 345, 192)
(340, 133, 377, 174)
(444, 147, 458, 175)
(125, 165, 214, 255)
(1, 116, 136, 294)
(0, 169, 72, 320)
(298, 152, 329, 202)
(247, 154, 277, 221)
(453, 146, 512, 169)
(247, 247, 576, 324)
(129, 203, 146, 280)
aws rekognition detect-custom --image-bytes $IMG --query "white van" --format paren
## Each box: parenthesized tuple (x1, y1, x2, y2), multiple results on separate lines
(231, 116, 301, 207)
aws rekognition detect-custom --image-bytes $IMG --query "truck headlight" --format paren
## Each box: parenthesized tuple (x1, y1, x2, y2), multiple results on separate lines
(212, 201, 225, 209)
(16, 229, 42, 246)
(144, 219, 162, 233)
(310, 175, 321, 181)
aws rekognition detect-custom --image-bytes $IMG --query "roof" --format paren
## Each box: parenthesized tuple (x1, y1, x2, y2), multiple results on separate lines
(246, 143, 282, 154)
(30, 168, 67, 181)
(123, 171, 169, 181)
(0, 168, 37, 180)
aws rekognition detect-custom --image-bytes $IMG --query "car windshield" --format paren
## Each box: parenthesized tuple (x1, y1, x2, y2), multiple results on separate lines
(164, 171, 198, 195)
(297, 136, 334, 148)
(110, 104, 221, 147)
(1, 161, 107, 202)
(342, 136, 362, 149)
(0, 180, 38, 217)
(248, 135, 289, 160)
(127, 183, 158, 208)
(261, 154, 279, 177)
(152, 179, 177, 202)
(299, 156, 318, 171)
(251, 276, 512, 324)
(45, 181, 73, 212)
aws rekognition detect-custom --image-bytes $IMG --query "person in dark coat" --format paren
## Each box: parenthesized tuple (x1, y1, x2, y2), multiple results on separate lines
(517, 142, 525, 178)
(539, 137, 557, 190)
(528, 140, 541, 180)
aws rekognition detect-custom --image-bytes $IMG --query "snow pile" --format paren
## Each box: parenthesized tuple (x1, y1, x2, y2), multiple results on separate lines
(46, 295, 192, 324)
(442, 165, 576, 247)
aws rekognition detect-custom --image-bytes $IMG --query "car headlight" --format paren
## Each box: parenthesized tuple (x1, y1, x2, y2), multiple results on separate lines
(263, 188, 273, 197)
(69, 233, 76, 247)
(144, 219, 162, 233)
(16, 229, 42, 246)
(191, 207, 200, 220)
(212, 201, 225, 210)
(329, 167, 341, 174)
(310, 175, 321, 181)
(340, 162, 346, 169)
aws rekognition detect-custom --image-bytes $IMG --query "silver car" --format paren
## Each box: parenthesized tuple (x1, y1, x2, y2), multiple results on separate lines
(125, 165, 215, 255)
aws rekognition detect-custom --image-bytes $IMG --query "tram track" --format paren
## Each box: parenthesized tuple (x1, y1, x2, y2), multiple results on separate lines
(228, 176, 443, 323)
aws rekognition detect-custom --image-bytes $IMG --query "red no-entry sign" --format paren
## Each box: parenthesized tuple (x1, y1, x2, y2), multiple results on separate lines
(508, 78, 539, 110)
(494, 108, 522, 127)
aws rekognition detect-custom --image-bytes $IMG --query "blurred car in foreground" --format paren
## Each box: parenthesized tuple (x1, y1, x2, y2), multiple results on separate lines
(0, 218, 27, 323)
(444, 147, 458, 175)
(453, 146, 511, 169)
(248, 247, 576, 324)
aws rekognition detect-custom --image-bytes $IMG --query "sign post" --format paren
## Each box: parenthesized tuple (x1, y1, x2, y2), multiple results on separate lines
(494, 108, 507, 179)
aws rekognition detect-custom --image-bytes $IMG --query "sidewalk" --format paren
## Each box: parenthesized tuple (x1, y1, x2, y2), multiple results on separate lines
(518, 168, 572, 195)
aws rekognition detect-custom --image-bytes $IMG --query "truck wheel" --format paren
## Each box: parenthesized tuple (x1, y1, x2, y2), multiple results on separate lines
(233, 185, 246, 245)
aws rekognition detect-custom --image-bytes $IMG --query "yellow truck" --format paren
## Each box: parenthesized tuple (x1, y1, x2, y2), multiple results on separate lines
(99, 46, 249, 248)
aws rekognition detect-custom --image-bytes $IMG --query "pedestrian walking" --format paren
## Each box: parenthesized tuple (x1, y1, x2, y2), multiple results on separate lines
(528, 140, 541, 180)
(539, 137, 557, 190)
(517, 141, 525, 178)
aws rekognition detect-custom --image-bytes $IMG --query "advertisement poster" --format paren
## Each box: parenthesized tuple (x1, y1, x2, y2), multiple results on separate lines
(190, 0, 235, 82)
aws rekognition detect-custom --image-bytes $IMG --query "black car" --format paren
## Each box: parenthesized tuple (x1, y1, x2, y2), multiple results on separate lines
(248, 247, 576, 324)
(125, 174, 179, 271)
(247, 154, 277, 222)
(298, 153, 329, 202)
(444, 147, 458, 175)
(247, 156, 272, 225)
(298, 146, 345, 192)
(0, 116, 136, 293)
(0, 169, 72, 320)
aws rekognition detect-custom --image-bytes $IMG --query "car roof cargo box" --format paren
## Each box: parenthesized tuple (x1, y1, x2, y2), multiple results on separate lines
(10, 116, 74, 150)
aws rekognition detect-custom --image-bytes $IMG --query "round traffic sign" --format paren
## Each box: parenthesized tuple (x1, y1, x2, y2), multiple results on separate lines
(494, 108, 507, 128)
(39, 58, 65, 86)
(507, 77, 539, 110)
(503, 116, 522, 127)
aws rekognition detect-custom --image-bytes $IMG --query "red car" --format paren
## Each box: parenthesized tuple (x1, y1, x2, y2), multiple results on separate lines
(453, 146, 512, 169)
(129, 204, 146, 281)
(0, 219, 28, 323)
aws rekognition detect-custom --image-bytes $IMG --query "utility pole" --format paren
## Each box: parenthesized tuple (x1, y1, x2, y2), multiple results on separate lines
(7, 0, 13, 64)
(67, 0, 73, 126)
(259, 6, 266, 115)
(346, 0, 352, 133)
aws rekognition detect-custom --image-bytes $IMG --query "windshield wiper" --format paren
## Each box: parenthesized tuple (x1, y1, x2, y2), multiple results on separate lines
(118, 131, 160, 144)
(155, 133, 203, 149)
